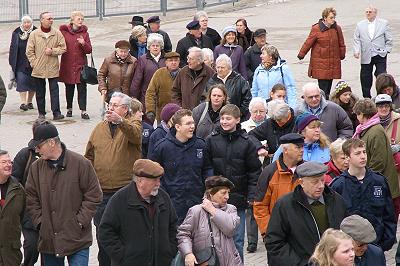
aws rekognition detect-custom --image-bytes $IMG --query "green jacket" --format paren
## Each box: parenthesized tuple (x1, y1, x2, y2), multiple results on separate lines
(361, 124, 400, 198)
(0, 75, 6, 124)
(0, 176, 25, 266)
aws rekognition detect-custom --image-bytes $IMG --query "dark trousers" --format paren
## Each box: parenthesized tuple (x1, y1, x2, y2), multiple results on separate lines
(22, 226, 40, 266)
(318, 79, 333, 99)
(65, 83, 87, 111)
(360, 55, 387, 98)
(94, 192, 115, 266)
(34, 77, 61, 116)
(246, 206, 259, 246)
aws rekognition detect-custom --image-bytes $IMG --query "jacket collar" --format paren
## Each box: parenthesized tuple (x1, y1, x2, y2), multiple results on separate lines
(166, 127, 197, 147)
(318, 19, 337, 32)
(293, 184, 335, 207)
(109, 52, 135, 64)
(126, 182, 165, 208)
(59, 24, 88, 34)
(37, 27, 57, 37)
(277, 154, 303, 176)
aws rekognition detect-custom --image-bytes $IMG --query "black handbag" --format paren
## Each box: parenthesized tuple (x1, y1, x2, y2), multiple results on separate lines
(80, 53, 98, 85)
(194, 213, 220, 266)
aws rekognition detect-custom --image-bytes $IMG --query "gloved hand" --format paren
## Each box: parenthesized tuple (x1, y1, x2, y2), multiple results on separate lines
(297, 55, 304, 60)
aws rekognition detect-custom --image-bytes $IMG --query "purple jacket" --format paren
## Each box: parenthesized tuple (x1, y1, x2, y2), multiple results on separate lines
(213, 45, 248, 80)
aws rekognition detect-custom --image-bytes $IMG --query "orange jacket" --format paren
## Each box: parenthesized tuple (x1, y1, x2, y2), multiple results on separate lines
(253, 155, 302, 235)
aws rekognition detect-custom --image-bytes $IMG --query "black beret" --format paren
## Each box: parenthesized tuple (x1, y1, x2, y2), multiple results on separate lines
(147, 16, 160, 24)
(279, 133, 304, 145)
(205, 176, 234, 190)
(129, 16, 144, 26)
(295, 161, 328, 178)
(186, 20, 200, 30)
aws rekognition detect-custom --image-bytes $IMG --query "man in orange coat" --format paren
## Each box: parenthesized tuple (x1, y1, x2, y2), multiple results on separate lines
(253, 133, 304, 240)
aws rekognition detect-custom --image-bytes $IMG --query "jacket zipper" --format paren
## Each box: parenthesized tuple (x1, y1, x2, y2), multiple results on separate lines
(297, 201, 321, 239)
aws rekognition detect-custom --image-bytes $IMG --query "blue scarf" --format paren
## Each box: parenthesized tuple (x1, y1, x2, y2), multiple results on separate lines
(137, 43, 147, 57)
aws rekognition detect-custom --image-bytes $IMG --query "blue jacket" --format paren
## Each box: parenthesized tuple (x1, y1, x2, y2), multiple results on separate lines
(330, 168, 397, 251)
(141, 122, 154, 159)
(148, 128, 213, 224)
(251, 58, 297, 109)
(148, 123, 169, 156)
(354, 244, 385, 266)
(272, 142, 330, 163)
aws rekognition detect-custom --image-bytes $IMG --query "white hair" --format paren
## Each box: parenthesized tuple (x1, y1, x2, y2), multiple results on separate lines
(249, 97, 267, 112)
(111, 92, 132, 111)
(147, 33, 164, 49)
(194, 11, 208, 20)
(329, 138, 346, 157)
(215, 54, 232, 70)
(21, 15, 33, 23)
(202, 48, 214, 62)
(302, 82, 321, 95)
(188, 47, 204, 63)
(268, 99, 290, 121)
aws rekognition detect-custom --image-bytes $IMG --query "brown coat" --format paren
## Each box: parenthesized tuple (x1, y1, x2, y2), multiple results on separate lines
(97, 52, 137, 95)
(25, 146, 102, 256)
(171, 64, 214, 110)
(298, 20, 346, 80)
(85, 115, 142, 190)
(26, 27, 66, 78)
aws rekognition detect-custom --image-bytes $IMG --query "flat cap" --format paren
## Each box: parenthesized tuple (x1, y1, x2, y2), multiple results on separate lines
(375, 93, 392, 104)
(205, 176, 234, 190)
(254, 28, 267, 37)
(164, 51, 180, 59)
(186, 20, 200, 30)
(295, 161, 327, 178)
(280, 133, 304, 145)
(147, 15, 161, 24)
(115, 40, 130, 49)
(340, 215, 376, 243)
(133, 159, 164, 179)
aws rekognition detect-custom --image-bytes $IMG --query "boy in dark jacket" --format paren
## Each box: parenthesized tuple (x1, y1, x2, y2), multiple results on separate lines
(205, 104, 261, 261)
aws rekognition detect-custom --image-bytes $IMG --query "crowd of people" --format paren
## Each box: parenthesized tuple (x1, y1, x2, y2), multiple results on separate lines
(0, 3, 399, 266)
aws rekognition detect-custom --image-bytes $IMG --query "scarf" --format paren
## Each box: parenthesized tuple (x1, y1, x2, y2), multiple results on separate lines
(170, 69, 179, 80)
(115, 52, 126, 64)
(380, 112, 392, 129)
(254, 119, 265, 127)
(137, 42, 146, 58)
(353, 113, 381, 138)
(19, 24, 34, 40)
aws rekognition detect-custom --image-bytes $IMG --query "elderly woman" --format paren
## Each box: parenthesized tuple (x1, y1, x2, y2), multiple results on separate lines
(59, 11, 92, 119)
(252, 44, 297, 109)
(9, 15, 37, 111)
(202, 48, 214, 70)
(213, 26, 247, 79)
(193, 84, 228, 139)
(194, 11, 221, 47)
(98, 40, 137, 102)
(207, 54, 251, 119)
(376, 73, 400, 112)
(298, 7, 346, 97)
(177, 176, 243, 266)
(325, 138, 348, 184)
(330, 80, 359, 129)
(130, 33, 166, 111)
(235, 18, 253, 51)
(129, 25, 147, 58)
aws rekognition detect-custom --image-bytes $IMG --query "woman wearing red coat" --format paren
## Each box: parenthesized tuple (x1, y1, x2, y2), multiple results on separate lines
(59, 11, 92, 119)
(298, 7, 346, 98)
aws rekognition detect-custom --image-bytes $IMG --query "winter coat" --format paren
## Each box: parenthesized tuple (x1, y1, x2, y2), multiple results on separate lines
(207, 71, 251, 118)
(171, 64, 215, 110)
(192, 102, 221, 139)
(298, 20, 346, 80)
(296, 97, 354, 141)
(266, 185, 347, 266)
(213, 45, 248, 80)
(142, 122, 154, 159)
(358, 123, 400, 199)
(147, 28, 172, 53)
(26, 27, 66, 78)
(25, 146, 102, 256)
(59, 24, 92, 84)
(130, 51, 166, 110)
(9, 26, 37, 74)
(253, 154, 302, 235)
(330, 168, 397, 251)
(237, 29, 254, 51)
(205, 27, 221, 48)
(176, 33, 214, 68)
(85, 116, 142, 190)
(272, 141, 330, 163)
(148, 128, 213, 223)
(205, 126, 261, 210)
(177, 204, 242, 266)
(354, 244, 386, 266)
(148, 123, 169, 156)
(97, 52, 137, 96)
(0, 75, 6, 123)
(324, 160, 342, 185)
(145, 67, 177, 122)
(251, 58, 297, 109)
(244, 43, 262, 85)
(99, 181, 177, 266)
(0, 176, 25, 266)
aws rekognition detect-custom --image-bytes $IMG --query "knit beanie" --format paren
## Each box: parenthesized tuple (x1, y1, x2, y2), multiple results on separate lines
(161, 103, 181, 123)
(295, 112, 319, 133)
(222, 26, 237, 37)
(334, 80, 352, 98)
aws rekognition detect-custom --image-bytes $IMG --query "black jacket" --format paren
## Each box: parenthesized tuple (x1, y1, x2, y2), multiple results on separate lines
(244, 43, 262, 85)
(98, 182, 178, 266)
(205, 27, 221, 48)
(176, 33, 214, 67)
(205, 125, 261, 209)
(207, 71, 251, 119)
(266, 185, 347, 266)
(146, 28, 172, 53)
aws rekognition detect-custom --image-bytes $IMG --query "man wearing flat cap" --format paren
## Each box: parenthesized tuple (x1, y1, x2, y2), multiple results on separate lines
(176, 20, 214, 68)
(98, 159, 177, 266)
(25, 122, 102, 264)
(253, 133, 304, 242)
(146, 15, 172, 53)
(265, 161, 347, 266)
(340, 215, 386, 266)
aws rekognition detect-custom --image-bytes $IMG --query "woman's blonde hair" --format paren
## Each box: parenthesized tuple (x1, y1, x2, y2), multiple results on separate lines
(309, 229, 352, 266)
(131, 25, 147, 39)
(301, 120, 331, 148)
(70, 11, 84, 23)
(329, 138, 346, 159)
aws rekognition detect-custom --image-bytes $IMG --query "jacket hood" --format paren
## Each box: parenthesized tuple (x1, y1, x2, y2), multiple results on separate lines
(59, 24, 88, 34)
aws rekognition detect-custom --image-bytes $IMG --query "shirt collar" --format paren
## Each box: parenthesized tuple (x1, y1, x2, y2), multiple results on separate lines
(307, 195, 325, 205)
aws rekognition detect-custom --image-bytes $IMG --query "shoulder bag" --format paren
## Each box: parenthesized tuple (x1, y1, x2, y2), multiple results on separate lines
(80, 53, 98, 85)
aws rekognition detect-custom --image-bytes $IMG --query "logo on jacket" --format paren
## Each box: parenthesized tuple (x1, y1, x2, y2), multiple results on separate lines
(196, 149, 203, 159)
(373, 186, 383, 197)
(143, 129, 150, 137)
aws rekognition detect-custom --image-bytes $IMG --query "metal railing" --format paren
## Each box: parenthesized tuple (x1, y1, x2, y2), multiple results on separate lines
(1, 0, 238, 23)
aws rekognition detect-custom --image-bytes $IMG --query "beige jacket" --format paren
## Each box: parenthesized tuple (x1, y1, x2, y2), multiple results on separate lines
(26, 27, 66, 78)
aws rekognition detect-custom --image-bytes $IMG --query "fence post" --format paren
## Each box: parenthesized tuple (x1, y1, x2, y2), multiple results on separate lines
(96, 0, 103, 21)
(160, 0, 167, 16)
(196, 0, 205, 10)
(20, 0, 28, 18)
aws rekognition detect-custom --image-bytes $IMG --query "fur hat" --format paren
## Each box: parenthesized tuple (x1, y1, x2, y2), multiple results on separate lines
(205, 176, 234, 190)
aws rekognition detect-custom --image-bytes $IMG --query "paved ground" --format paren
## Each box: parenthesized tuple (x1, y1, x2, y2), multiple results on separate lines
(1, 0, 400, 264)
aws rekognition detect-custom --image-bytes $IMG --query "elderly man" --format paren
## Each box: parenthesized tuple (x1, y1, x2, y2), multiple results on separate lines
(176, 20, 214, 68)
(244, 29, 267, 85)
(194, 11, 221, 47)
(145, 51, 180, 123)
(146, 15, 172, 53)
(98, 159, 177, 266)
(296, 82, 353, 141)
(26, 11, 66, 120)
(171, 47, 214, 110)
(207, 54, 251, 119)
(340, 215, 386, 266)
(266, 161, 347, 266)
(85, 92, 142, 266)
(0, 150, 25, 266)
(353, 6, 393, 98)
(25, 122, 102, 265)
